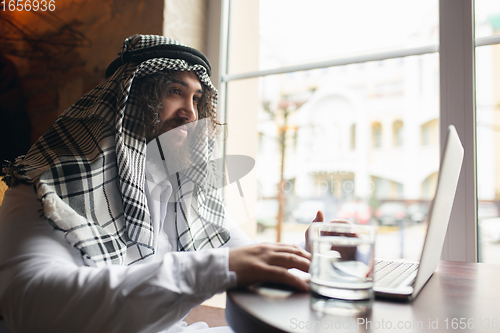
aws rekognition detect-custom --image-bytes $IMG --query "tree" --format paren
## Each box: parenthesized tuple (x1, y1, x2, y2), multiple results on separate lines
(261, 95, 307, 242)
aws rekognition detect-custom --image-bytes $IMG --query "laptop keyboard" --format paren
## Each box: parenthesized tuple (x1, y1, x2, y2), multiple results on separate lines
(374, 260, 419, 288)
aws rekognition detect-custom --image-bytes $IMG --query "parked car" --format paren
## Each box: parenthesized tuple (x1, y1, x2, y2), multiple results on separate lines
(337, 200, 373, 225)
(406, 203, 429, 224)
(374, 201, 407, 226)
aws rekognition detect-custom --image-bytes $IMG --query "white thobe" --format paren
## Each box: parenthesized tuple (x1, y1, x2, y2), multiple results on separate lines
(0, 161, 252, 333)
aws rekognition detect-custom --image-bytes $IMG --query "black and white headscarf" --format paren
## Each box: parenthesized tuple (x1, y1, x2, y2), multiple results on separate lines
(2, 35, 230, 267)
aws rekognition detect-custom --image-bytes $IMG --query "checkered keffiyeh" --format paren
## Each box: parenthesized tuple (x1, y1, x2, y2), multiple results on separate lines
(2, 35, 230, 267)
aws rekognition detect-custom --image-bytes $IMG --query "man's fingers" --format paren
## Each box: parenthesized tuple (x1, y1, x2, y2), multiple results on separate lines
(229, 243, 313, 290)
(313, 210, 324, 222)
(266, 242, 311, 260)
(267, 251, 310, 273)
(262, 265, 309, 291)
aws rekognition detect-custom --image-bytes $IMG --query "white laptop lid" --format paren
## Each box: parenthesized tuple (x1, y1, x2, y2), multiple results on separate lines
(411, 125, 464, 299)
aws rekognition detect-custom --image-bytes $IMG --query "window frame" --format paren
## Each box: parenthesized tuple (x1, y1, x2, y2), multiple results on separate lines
(439, 0, 476, 262)
(207, 0, 500, 262)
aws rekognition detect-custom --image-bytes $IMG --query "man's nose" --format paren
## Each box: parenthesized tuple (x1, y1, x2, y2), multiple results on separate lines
(179, 98, 197, 122)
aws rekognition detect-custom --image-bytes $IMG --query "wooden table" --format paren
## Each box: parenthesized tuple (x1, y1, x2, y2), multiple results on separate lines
(226, 261, 500, 333)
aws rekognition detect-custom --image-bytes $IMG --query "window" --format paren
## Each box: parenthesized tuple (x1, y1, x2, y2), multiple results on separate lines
(393, 120, 404, 147)
(475, 1, 500, 264)
(372, 122, 383, 148)
(210, 0, 500, 261)
(420, 119, 438, 146)
(372, 177, 404, 200)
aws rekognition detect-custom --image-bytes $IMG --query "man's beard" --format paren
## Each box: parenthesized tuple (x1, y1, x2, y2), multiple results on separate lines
(162, 137, 192, 174)
(160, 118, 194, 175)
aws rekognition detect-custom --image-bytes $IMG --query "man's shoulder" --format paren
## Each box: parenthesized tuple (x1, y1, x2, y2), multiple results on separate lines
(0, 183, 40, 222)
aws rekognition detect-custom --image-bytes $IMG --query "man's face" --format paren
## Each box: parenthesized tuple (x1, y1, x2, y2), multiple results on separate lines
(157, 71, 202, 146)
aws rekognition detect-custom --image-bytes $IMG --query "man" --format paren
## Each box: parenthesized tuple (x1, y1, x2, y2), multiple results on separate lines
(0, 35, 314, 333)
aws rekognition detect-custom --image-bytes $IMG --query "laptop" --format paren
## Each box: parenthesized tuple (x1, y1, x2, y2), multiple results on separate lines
(373, 125, 464, 300)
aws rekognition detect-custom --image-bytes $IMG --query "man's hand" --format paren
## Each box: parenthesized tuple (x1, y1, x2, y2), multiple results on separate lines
(228, 243, 311, 291)
(305, 210, 324, 252)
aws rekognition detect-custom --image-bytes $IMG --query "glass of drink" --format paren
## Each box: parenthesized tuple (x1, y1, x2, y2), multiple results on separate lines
(308, 221, 377, 305)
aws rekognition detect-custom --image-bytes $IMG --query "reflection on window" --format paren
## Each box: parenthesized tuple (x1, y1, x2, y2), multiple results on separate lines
(372, 122, 383, 148)
(393, 120, 404, 147)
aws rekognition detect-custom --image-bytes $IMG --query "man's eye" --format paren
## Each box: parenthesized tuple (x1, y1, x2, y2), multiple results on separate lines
(170, 88, 181, 95)
(193, 96, 201, 103)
